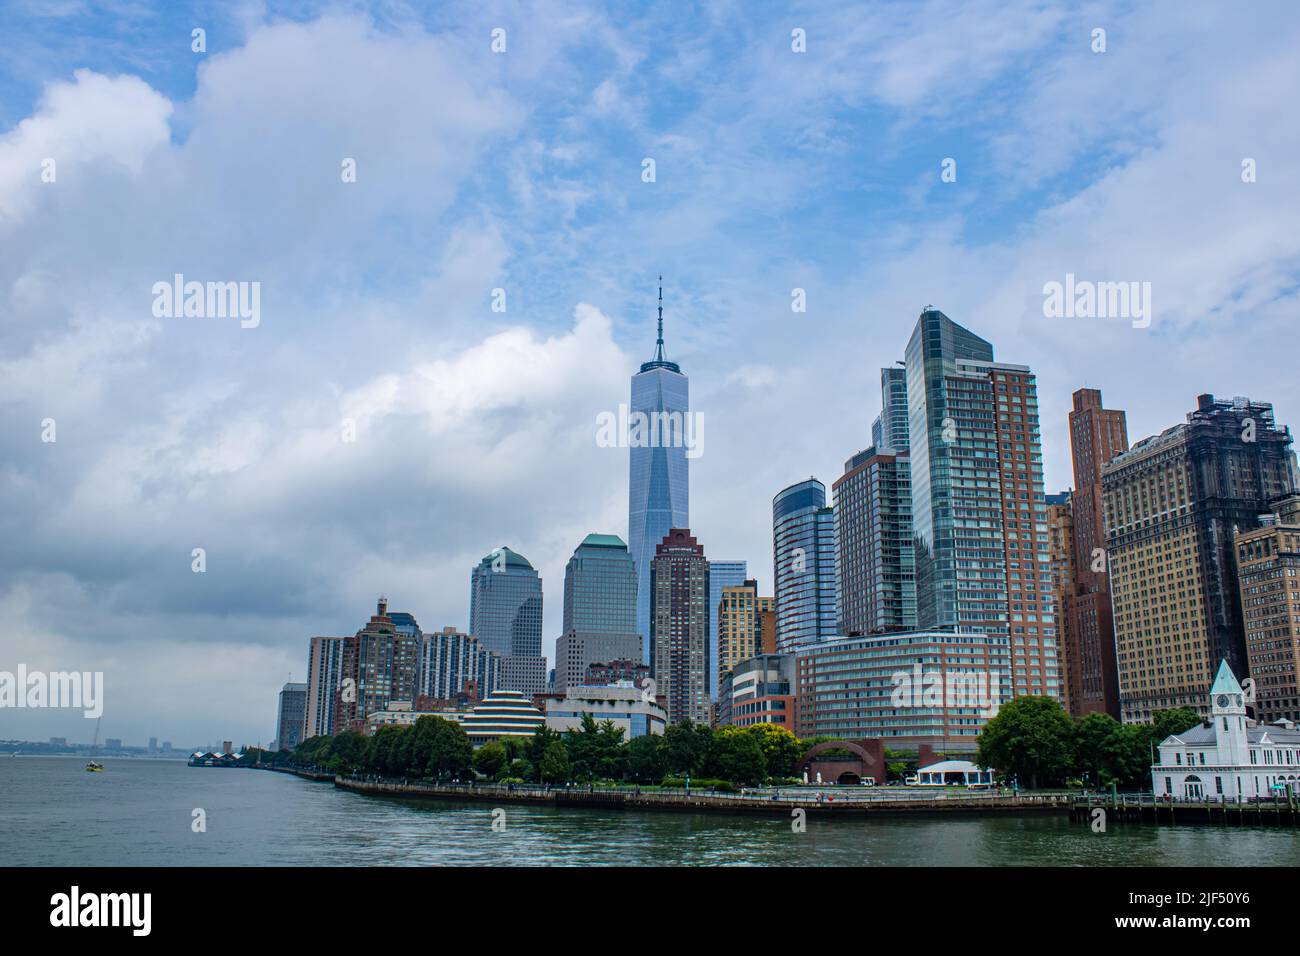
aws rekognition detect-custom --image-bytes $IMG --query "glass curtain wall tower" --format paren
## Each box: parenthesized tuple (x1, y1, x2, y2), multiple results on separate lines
(629, 278, 689, 662)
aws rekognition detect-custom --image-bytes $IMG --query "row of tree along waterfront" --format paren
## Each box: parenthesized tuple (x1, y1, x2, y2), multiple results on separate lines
(240, 695, 1203, 792)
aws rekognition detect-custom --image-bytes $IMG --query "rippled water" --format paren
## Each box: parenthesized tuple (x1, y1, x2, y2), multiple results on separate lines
(4, 756, 1297, 866)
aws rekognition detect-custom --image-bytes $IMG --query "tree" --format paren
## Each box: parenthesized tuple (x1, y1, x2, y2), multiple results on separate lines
(473, 741, 508, 779)
(1073, 712, 1120, 785)
(662, 720, 710, 777)
(1149, 707, 1201, 749)
(976, 695, 1075, 788)
(624, 733, 666, 783)
(539, 741, 570, 784)
(746, 724, 802, 779)
(713, 728, 767, 786)
(1073, 712, 1150, 788)
(526, 725, 563, 779)
(426, 720, 472, 780)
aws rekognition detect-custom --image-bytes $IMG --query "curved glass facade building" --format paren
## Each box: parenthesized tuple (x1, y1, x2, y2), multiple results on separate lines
(628, 287, 688, 662)
(772, 478, 837, 653)
(468, 547, 543, 658)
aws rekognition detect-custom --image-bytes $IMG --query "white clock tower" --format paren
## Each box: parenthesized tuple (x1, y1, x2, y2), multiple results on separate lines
(1209, 659, 1249, 765)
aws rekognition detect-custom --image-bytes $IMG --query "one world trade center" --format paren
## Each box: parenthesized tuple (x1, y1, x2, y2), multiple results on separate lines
(628, 279, 689, 663)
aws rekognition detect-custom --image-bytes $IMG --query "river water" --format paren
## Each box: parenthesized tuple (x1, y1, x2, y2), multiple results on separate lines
(4, 756, 1296, 866)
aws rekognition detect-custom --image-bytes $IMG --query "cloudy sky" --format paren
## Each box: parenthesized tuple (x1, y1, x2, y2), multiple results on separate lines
(2, 0, 1298, 748)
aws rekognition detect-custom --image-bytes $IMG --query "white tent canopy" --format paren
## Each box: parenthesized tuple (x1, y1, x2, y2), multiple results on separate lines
(916, 760, 994, 786)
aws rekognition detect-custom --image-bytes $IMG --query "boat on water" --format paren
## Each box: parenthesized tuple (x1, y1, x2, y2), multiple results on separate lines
(85, 717, 104, 772)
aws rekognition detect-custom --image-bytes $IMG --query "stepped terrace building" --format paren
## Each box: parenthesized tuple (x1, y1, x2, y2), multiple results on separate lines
(459, 690, 546, 747)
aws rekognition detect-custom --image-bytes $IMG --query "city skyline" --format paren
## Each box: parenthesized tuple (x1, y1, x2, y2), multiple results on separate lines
(5, 2, 1300, 748)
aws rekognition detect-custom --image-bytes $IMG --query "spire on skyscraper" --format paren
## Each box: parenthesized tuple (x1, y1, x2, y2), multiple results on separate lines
(641, 275, 680, 373)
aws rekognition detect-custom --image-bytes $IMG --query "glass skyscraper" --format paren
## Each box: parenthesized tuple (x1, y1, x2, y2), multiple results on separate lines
(628, 282, 688, 662)
(905, 309, 996, 631)
(905, 308, 1059, 700)
(555, 534, 642, 692)
(469, 547, 543, 657)
(772, 478, 837, 653)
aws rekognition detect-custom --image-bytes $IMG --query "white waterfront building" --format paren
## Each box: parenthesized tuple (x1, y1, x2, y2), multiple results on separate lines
(1151, 660, 1300, 801)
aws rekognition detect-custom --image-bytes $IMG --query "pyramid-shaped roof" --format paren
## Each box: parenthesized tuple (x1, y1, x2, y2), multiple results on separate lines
(1209, 659, 1242, 697)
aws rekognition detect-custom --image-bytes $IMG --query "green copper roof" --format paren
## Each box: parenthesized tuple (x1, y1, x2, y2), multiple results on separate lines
(579, 533, 627, 550)
(1209, 659, 1242, 697)
(479, 546, 534, 570)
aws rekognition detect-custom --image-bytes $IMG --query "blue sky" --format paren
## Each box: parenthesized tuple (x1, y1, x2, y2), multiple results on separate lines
(2, 0, 1299, 747)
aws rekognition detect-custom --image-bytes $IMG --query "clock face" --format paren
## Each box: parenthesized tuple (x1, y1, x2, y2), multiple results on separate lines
(1216, 695, 1230, 708)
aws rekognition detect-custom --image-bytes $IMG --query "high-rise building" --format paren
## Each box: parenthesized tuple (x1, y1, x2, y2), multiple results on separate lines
(834, 446, 915, 636)
(760, 607, 778, 654)
(275, 682, 307, 753)
(1045, 493, 1076, 715)
(469, 547, 544, 693)
(306, 635, 349, 737)
(555, 534, 641, 693)
(717, 579, 774, 683)
(415, 626, 501, 702)
(795, 631, 1010, 753)
(877, 365, 910, 452)
(650, 528, 710, 724)
(772, 478, 837, 652)
(1104, 394, 1297, 723)
(1065, 387, 1128, 717)
(1235, 500, 1300, 723)
(354, 598, 421, 726)
(905, 308, 1058, 700)
(628, 281, 689, 662)
(707, 560, 748, 700)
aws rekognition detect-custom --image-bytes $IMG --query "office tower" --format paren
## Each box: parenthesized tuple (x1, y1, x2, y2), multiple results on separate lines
(905, 308, 1058, 699)
(306, 635, 349, 737)
(1235, 495, 1300, 722)
(1045, 493, 1076, 715)
(650, 528, 710, 724)
(795, 631, 1009, 752)
(834, 446, 915, 636)
(717, 579, 774, 681)
(275, 682, 307, 753)
(415, 626, 501, 702)
(772, 478, 838, 652)
(554, 534, 641, 693)
(469, 547, 545, 693)
(878, 365, 910, 451)
(1105, 394, 1297, 722)
(707, 560, 748, 700)
(354, 597, 421, 723)
(148, 737, 157, 752)
(628, 280, 689, 662)
(1066, 387, 1128, 717)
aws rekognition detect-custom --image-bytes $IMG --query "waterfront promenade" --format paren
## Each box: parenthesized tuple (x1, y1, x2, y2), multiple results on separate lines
(330, 773, 1071, 816)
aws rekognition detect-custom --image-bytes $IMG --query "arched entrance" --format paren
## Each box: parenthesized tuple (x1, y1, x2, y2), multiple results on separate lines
(796, 739, 886, 785)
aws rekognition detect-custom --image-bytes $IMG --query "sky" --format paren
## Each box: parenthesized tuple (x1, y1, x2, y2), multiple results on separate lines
(2, 0, 1299, 748)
